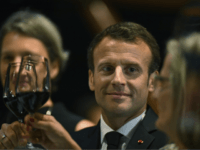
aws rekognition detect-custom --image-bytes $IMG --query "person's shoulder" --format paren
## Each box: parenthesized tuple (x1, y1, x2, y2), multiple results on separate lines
(52, 102, 84, 133)
(71, 123, 100, 149)
(71, 123, 99, 139)
(142, 105, 158, 128)
(141, 105, 168, 148)
(73, 124, 97, 135)
(52, 102, 84, 120)
(146, 105, 158, 117)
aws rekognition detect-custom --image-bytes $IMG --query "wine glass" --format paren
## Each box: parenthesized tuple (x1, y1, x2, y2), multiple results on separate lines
(3, 62, 28, 148)
(16, 55, 51, 115)
(16, 55, 50, 149)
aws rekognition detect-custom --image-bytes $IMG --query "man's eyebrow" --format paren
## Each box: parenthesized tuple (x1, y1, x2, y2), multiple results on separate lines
(98, 59, 140, 64)
(98, 59, 113, 65)
(97, 60, 141, 69)
(120, 59, 139, 64)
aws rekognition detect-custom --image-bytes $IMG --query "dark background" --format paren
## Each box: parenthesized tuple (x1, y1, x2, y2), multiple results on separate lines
(0, 0, 188, 116)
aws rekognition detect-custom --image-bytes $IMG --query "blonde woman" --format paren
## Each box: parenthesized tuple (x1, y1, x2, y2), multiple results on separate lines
(154, 33, 200, 149)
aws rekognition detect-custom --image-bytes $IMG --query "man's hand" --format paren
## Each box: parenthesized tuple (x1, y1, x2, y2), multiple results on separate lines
(0, 122, 28, 149)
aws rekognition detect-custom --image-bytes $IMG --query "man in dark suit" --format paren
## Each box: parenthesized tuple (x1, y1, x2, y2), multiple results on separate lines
(71, 22, 167, 149)
(22, 22, 167, 149)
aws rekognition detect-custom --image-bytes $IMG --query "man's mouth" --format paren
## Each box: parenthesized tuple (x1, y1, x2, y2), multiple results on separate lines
(107, 92, 131, 99)
(107, 92, 131, 96)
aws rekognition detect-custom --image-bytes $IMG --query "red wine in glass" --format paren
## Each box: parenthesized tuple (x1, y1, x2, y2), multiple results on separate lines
(17, 91, 49, 114)
(16, 55, 51, 115)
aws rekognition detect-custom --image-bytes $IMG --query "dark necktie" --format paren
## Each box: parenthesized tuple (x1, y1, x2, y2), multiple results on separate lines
(105, 131, 123, 149)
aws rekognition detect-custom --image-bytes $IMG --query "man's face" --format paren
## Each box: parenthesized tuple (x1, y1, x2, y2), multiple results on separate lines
(0, 32, 50, 88)
(89, 36, 153, 119)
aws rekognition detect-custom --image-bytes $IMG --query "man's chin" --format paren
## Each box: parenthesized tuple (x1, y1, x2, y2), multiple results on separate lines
(106, 106, 132, 117)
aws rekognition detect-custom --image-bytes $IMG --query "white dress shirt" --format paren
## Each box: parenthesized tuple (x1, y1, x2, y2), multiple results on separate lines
(100, 110, 146, 150)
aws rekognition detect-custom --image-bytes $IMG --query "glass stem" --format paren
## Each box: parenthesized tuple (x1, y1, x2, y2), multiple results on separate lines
(26, 142, 35, 149)
(18, 118, 24, 123)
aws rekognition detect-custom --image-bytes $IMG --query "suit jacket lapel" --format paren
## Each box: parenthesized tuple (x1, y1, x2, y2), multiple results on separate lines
(126, 106, 157, 149)
(82, 121, 101, 149)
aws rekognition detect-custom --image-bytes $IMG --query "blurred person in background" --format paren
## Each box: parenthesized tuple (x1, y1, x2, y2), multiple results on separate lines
(0, 10, 94, 149)
(153, 32, 200, 150)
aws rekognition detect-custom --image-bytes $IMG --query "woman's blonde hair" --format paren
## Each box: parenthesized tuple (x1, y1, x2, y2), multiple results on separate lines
(167, 33, 200, 149)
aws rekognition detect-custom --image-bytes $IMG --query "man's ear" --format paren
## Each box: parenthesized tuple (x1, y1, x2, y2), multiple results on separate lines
(50, 60, 59, 79)
(148, 71, 159, 92)
(89, 69, 95, 91)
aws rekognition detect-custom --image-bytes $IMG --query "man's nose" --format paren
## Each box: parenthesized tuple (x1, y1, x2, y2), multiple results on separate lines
(111, 66, 126, 87)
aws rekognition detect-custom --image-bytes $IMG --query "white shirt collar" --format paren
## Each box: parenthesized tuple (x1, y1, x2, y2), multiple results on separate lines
(100, 110, 146, 144)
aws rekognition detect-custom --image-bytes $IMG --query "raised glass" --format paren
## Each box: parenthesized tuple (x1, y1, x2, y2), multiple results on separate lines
(16, 55, 50, 149)
(16, 55, 51, 115)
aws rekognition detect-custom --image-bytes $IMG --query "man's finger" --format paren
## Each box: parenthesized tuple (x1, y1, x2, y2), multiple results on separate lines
(1, 123, 9, 130)
(0, 142, 6, 149)
(10, 122, 26, 143)
(21, 123, 29, 135)
(0, 130, 6, 149)
(1, 134, 15, 149)
(3, 125, 18, 147)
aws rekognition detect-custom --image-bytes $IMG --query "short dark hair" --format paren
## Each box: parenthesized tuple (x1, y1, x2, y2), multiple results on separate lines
(87, 22, 160, 75)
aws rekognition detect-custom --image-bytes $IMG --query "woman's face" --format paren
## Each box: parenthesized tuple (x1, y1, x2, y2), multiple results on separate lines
(185, 72, 200, 114)
(0, 32, 58, 88)
(153, 54, 174, 135)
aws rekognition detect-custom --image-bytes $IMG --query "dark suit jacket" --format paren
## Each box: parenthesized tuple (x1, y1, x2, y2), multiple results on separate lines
(71, 106, 168, 149)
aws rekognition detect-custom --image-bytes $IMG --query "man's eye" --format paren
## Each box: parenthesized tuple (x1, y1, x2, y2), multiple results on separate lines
(103, 67, 112, 72)
(125, 67, 139, 75)
(128, 67, 136, 72)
